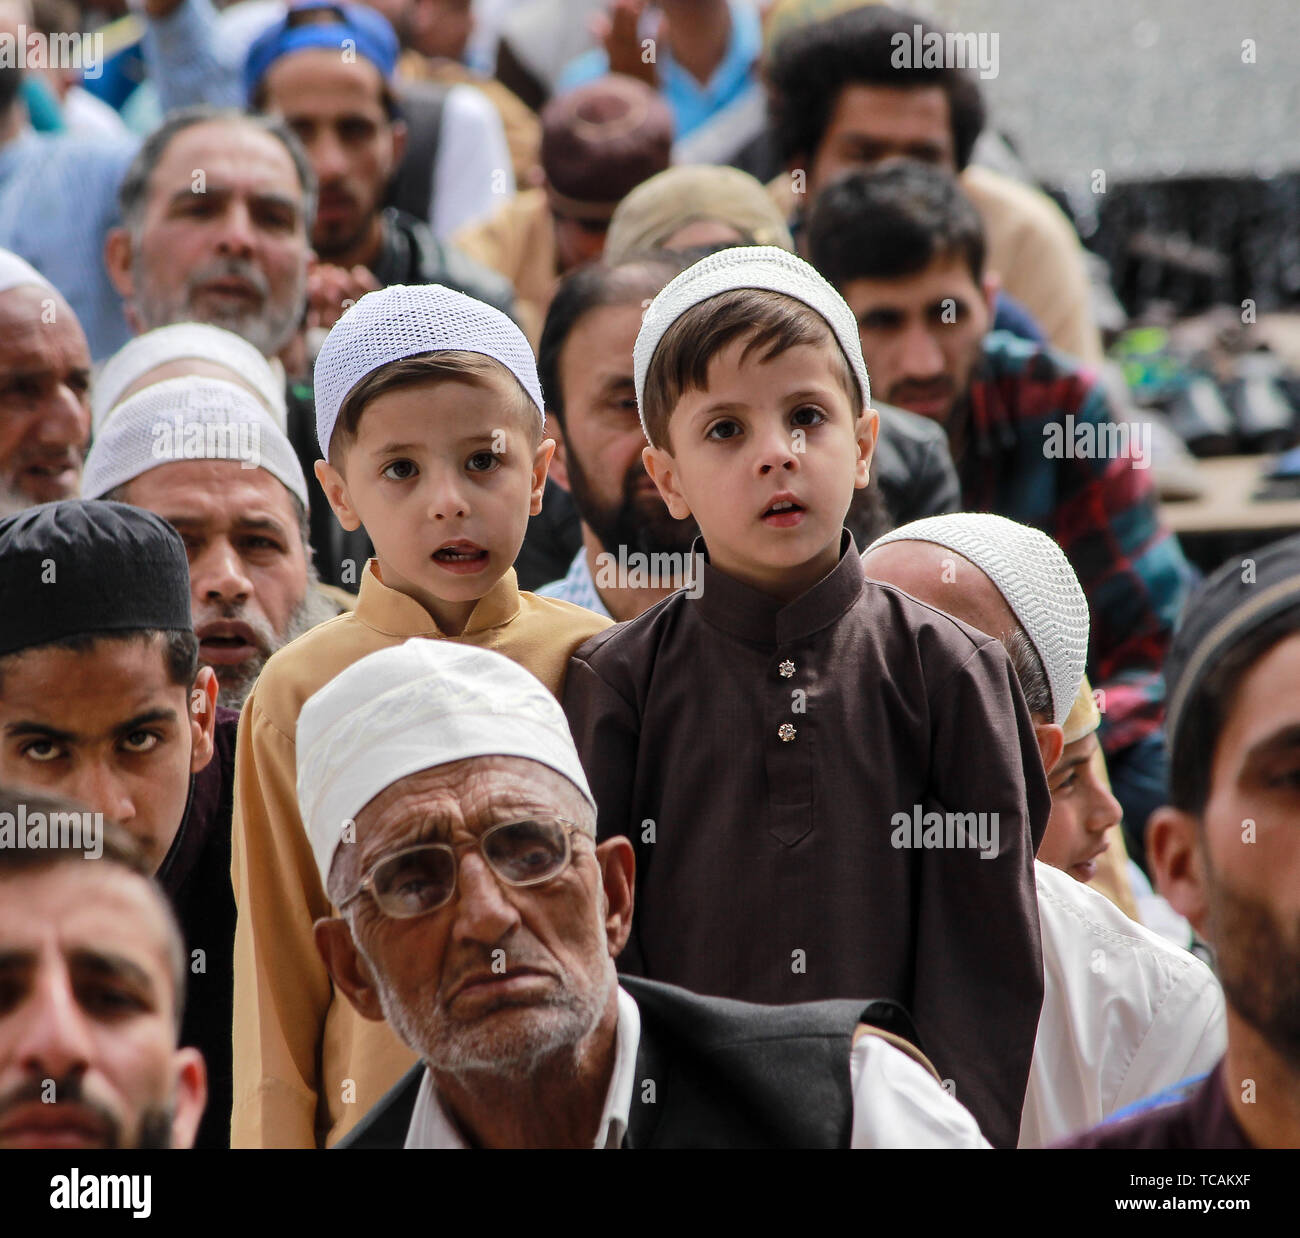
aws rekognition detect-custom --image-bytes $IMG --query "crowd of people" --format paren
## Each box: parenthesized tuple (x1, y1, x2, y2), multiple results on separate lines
(0, 0, 1296, 1155)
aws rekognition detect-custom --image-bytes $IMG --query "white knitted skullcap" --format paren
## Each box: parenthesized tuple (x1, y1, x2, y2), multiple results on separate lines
(0, 247, 53, 295)
(633, 246, 871, 440)
(297, 639, 596, 892)
(92, 323, 288, 434)
(313, 283, 544, 457)
(867, 513, 1090, 727)
(82, 376, 309, 509)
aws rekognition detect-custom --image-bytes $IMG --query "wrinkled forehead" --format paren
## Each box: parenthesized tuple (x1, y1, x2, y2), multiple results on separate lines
(0, 286, 87, 360)
(147, 121, 305, 206)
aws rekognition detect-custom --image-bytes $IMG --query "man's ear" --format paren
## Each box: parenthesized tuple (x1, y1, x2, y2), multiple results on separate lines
(642, 444, 692, 519)
(981, 270, 1001, 322)
(168, 1047, 208, 1149)
(1146, 806, 1210, 940)
(314, 458, 363, 532)
(187, 667, 219, 775)
(104, 227, 135, 300)
(595, 836, 635, 960)
(389, 118, 408, 175)
(314, 917, 387, 1022)
(1033, 720, 1065, 777)
(547, 417, 570, 492)
(529, 436, 557, 516)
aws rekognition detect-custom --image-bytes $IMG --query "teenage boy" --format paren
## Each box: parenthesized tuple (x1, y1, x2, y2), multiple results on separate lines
(564, 247, 1050, 1148)
(0, 500, 235, 1148)
(231, 283, 610, 1148)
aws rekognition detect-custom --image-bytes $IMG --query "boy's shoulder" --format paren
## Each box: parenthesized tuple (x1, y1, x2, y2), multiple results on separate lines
(242, 609, 390, 740)
(567, 588, 688, 669)
(516, 588, 614, 637)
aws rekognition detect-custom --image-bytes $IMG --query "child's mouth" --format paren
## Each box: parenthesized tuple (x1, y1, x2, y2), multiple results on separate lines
(761, 497, 806, 527)
(432, 543, 490, 574)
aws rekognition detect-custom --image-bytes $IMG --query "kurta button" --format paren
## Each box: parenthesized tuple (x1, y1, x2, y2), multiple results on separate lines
(778, 722, 797, 742)
(778, 659, 796, 678)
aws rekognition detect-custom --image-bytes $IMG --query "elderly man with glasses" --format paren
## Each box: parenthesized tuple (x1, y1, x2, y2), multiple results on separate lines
(299, 639, 988, 1149)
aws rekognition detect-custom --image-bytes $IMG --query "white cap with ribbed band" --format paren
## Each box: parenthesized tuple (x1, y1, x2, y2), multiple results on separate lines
(632, 245, 872, 441)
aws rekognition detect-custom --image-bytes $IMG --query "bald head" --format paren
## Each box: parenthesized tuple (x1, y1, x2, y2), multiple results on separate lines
(864, 539, 1020, 645)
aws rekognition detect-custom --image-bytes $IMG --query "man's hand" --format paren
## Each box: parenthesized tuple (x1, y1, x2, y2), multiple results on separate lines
(306, 263, 382, 332)
(590, 0, 660, 87)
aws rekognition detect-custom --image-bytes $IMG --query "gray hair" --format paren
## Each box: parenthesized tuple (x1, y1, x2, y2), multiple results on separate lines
(117, 106, 318, 239)
(1003, 627, 1053, 721)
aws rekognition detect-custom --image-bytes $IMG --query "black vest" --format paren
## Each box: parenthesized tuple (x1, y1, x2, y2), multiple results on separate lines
(336, 976, 922, 1149)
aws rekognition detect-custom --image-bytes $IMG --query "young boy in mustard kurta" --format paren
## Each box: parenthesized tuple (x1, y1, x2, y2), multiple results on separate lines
(231, 285, 609, 1147)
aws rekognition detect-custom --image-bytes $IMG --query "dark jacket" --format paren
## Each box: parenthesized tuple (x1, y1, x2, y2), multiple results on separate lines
(337, 975, 921, 1149)
(156, 706, 238, 1150)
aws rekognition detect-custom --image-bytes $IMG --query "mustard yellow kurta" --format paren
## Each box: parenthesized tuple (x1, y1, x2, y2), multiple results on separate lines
(230, 561, 610, 1148)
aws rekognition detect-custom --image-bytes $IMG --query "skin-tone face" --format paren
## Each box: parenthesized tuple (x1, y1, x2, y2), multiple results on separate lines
(315, 376, 553, 637)
(411, 0, 473, 61)
(120, 461, 309, 706)
(550, 300, 698, 590)
(315, 756, 636, 1149)
(1147, 631, 1300, 1146)
(0, 863, 205, 1149)
(861, 538, 1065, 775)
(0, 639, 217, 870)
(804, 83, 957, 203)
(261, 50, 406, 269)
(0, 285, 91, 511)
(104, 121, 311, 358)
(1041, 733, 1122, 882)
(840, 251, 997, 429)
(644, 336, 876, 603)
(551, 213, 609, 274)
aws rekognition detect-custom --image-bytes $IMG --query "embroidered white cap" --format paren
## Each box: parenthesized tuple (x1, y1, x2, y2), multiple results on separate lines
(632, 245, 871, 440)
(312, 283, 545, 458)
(82, 376, 309, 509)
(867, 512, 1090, 727)
(0, 247, 53, 294)
(297, 639, 596, 893)
(93, 322, 288, 434)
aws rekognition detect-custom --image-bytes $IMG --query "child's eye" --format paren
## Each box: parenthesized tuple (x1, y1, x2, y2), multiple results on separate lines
(382, 460, 417, 482)
(466, 451, 500, 473)
(705, 420, 741, 441)
(791, 405, 827, 427)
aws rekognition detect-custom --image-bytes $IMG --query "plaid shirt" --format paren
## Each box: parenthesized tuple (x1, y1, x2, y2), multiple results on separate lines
(956, 332, 1194, 755)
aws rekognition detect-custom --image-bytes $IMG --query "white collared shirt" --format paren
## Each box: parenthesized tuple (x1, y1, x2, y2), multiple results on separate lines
(1019, 861, 1227, 1147)
(404, 984, 988, 1149)
(405, 986, 641, 1149)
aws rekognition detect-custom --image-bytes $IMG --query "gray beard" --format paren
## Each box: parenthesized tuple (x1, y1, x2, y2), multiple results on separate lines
(212, 582, 342, 710)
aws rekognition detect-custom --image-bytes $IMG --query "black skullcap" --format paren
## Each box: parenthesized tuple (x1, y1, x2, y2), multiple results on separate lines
(1165, 532, 1300, 759)
(0, 500, 192, 659)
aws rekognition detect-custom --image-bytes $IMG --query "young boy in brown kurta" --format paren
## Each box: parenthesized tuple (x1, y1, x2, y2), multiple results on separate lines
(231, 285, 609, 1147)
(562, 248, 1049, 1148)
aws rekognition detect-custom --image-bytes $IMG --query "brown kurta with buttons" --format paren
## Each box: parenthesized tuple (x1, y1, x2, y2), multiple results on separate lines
(563, 534, 1050, 1149)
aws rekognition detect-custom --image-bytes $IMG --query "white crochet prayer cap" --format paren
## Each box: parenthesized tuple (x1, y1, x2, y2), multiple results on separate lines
(867, 513, 1090, 727)
(312, 283, 545, 457)
(82, 376, 309, 509)
(297, 639, 596, 892)
(0, 247, 53, 294)
(633, 245, 871, 440)
(92, 322, 288, 434)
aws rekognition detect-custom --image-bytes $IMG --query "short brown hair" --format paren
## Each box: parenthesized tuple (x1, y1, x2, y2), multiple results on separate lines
(640, 289, 862, 450)
(330, 351, 543, 465)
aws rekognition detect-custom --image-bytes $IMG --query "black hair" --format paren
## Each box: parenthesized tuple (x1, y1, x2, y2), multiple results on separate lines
(1170, 608, 1300, 817)
(0, 630, 199, 696)
(806, 161, 986, 289)
(766, 4, 986, 173)
(537, 252, 690, 426)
